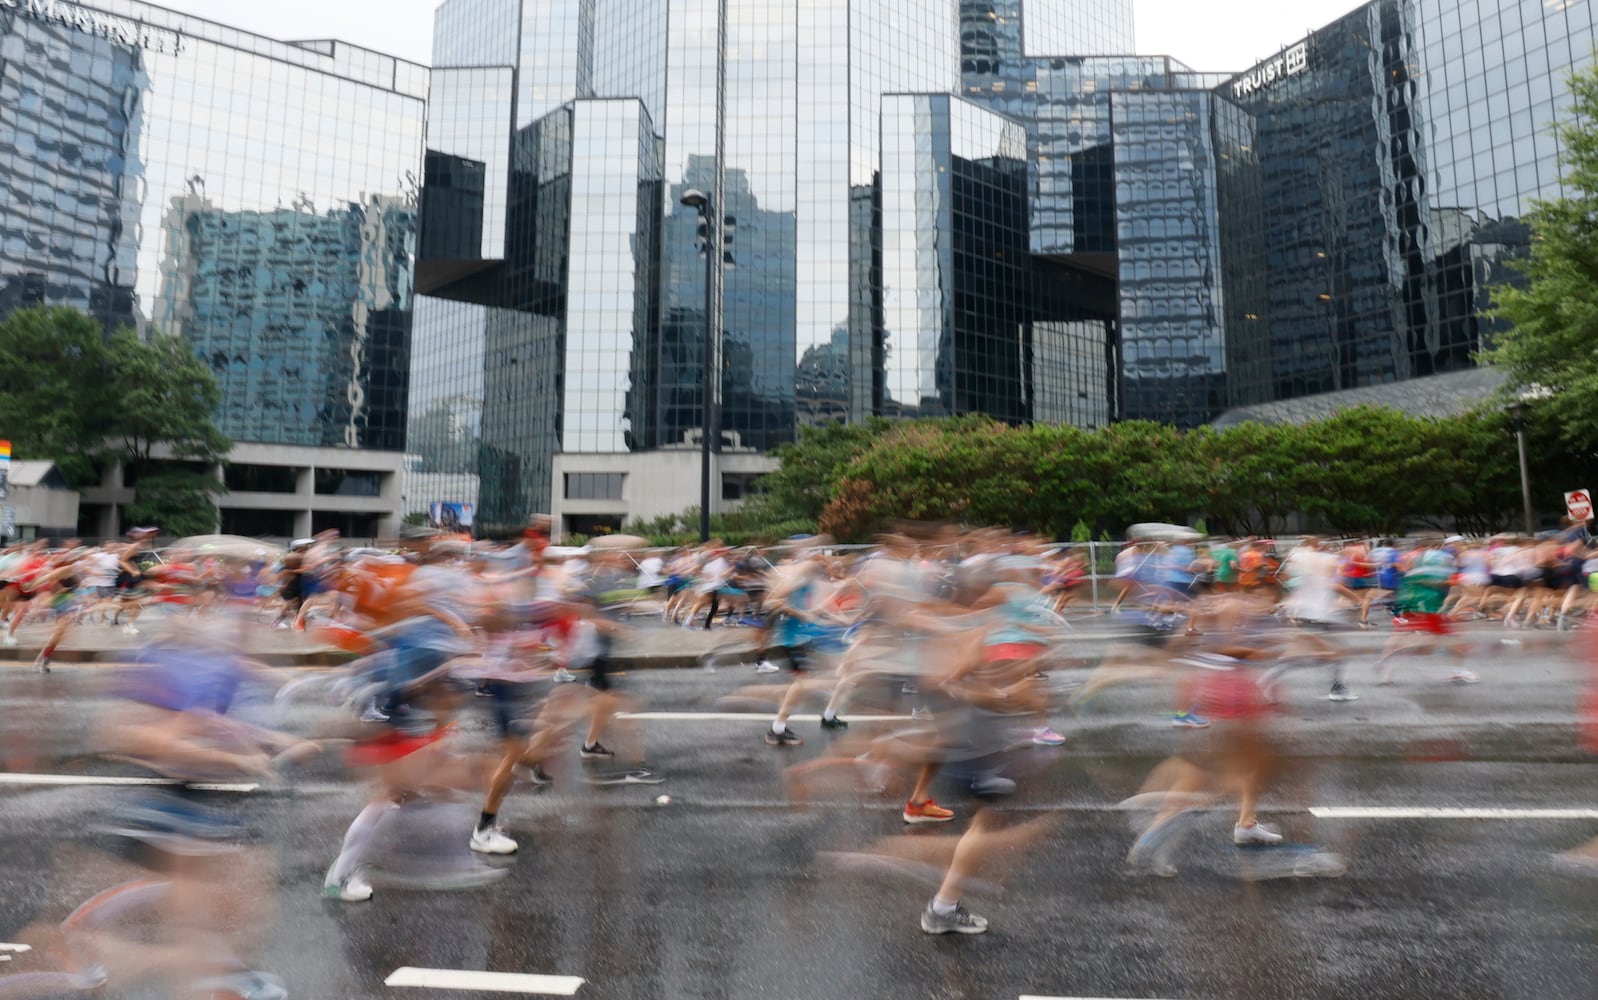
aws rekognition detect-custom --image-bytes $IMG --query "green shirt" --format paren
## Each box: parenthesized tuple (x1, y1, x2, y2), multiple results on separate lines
(1396, 549, 1453, 615)
(1212, 546, 1238, 584)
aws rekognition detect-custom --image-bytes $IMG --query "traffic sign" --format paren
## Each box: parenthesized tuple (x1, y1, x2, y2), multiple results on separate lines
(1566, 489, 1592, 522)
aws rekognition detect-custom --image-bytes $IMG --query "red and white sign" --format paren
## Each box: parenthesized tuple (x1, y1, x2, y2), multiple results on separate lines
(1566, 489, 1593, 522)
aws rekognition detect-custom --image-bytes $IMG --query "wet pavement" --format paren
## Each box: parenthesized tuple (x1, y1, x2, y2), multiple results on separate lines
(3, 634, 1598, 999)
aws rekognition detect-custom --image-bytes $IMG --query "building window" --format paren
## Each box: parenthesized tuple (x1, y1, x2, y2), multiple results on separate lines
(314, 469, 383, 496)
(224, 463, 297, 494)
(564, 472, 624, 501)
(721, 473, 762, 502)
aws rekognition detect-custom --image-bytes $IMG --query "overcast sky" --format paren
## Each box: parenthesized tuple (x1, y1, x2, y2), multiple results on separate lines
(156, 0, 1363, 75)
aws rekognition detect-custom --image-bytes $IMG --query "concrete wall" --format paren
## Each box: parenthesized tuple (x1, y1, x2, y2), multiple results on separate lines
(6, 482, 78, 537)
(550, 449, 779, 538)
(80, 442, 405, 540)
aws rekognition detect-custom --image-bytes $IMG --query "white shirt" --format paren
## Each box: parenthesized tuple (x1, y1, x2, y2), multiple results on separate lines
(637, 556, 665, 589)
(79, 550, 121, 589)
(697, 556, 732, 593)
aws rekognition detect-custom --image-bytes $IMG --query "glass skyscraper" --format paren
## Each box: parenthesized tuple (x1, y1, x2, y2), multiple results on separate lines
(415, 0, 1137, 534)
(410, 0, 1598, 532)
(0, 0, 427, 537)
(1218, 0, 1580, 412)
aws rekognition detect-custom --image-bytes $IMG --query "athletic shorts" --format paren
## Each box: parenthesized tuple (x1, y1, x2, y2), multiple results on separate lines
(983, 642, 1048, 664)
(1489, 575, 1521, 590)
(345, 727, 447, 768)
(482, 680, 535, 739)
(1394, 612, 1450, 635)
(766, 643, 811, 674)
(1344, 577, 1373, 590)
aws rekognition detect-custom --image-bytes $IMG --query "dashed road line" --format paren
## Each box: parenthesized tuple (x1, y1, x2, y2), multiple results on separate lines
(0, 773, 258, 792)
(1019, 994, 1179, 1000)
(1311, 806, 1598, 820)
(385, 967, 584, 994)
(615, 711, 914, 722)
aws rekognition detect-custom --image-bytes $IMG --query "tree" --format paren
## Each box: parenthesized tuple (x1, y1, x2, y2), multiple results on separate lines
(0, 307, 230, 533)
(0, 307, 108, 486)
(759, 417, 892, 523)
(1483, 58, 1598, 453)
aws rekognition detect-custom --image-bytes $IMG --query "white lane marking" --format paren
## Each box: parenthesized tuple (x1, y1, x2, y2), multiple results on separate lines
(1312, 807, 1598, 820)
(616, 711, 914, 722)
(0, 773, 258, 793)
(1020, 995, 1179, 1000)
(0, 943, 31, 952)
(385, 967, 584, 995)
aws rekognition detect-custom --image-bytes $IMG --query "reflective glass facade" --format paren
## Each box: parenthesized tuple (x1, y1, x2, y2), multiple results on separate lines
(0, 0, 427, 449)
(411, 0, 1598, 526)
(419, 0, 1045, 528)
(881, 94, 1031, 419)
(1218, 0, 1593, 413)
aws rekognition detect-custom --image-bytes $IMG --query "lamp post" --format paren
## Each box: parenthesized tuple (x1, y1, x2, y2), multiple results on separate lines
(1509, 399, 1533, 535)
(680, 188, 715, 543)
(1509, 385, 1553, 535)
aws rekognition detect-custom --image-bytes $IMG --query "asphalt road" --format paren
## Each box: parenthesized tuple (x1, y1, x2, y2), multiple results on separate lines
(3, 628, 1598, 999)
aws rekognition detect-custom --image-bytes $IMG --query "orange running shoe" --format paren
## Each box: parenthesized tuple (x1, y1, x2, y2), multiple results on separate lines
(903, 798, 955, 824)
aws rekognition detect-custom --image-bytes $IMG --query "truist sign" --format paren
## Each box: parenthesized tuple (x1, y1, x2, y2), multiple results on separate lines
(1231, 41, 1307, 99)
(0, 0, 186, 54)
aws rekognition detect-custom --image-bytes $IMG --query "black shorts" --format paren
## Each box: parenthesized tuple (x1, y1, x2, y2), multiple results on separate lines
(482, 680, 533, 739)
(766, 643, 811, 674)
(1489, 575, 1521, 590)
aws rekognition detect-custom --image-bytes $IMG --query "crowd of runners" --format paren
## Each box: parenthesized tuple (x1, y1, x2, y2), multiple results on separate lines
(1, 517, 1593, 996)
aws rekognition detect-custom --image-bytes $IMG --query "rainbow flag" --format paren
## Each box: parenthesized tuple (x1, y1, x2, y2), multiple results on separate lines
(0, 440, 9, 460)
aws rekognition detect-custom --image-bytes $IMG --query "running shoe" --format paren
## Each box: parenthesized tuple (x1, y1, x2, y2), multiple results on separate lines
(1233, 821, 1284, 846)
(970, 774, 1016, 796)
(322, 871, 373, 902)
(580, 741, 615, 760)
(469, 825, 519, 855)
(765, 726, 804, 746)
(820, 715, 849, 730)
(919, 901, 988, 935)
(1032, 726, 1067, 746)
(588, 767, 665, 785)
(1126, 807, 1201, 877)
(753, 660, 781, 674)
(1449, 670, 1481, 684)
(33, 654, 50, 674)
(1327, 683, 1359, 702)
(2, 633, 16, 646)
(1171, 711, 1209, 729)
(516, 763, 553, 785)
(903, 798, 955, 824)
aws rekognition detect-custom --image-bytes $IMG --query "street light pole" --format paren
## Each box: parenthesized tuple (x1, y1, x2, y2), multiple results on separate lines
(1511, 401, 1534, 535)
(681, 188, 715, 543)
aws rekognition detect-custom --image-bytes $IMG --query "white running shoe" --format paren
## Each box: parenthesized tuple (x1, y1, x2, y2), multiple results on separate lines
(469, 826, 519, 855)
(2, 633, 15, 646)
(323, 872, 373, 902)
(1233, 822, 1284, 846)
(121, 624, 140, 636)
(1449, 670, 1480, 685)
(753, 660, 781, 674)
